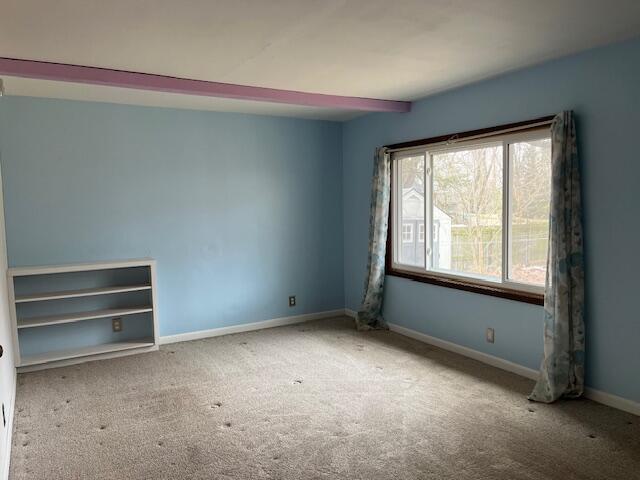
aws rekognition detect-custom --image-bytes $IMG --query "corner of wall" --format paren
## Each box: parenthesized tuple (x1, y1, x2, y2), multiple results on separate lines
(0, 157, 16, 480)
(0, 370, 15, 480)
(336, 121, 346, 309)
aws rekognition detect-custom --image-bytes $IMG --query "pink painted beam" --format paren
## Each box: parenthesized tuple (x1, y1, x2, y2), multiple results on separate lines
(0, 57, 411, 113)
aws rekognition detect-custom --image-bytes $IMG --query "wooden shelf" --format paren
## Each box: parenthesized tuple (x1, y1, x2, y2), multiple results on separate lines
(9, 258, 155, 276)
(15, 284, 152, 303)
(17, 307, 153, 329)
(20, 339, 155, 367)
(9, 259, 159, 369)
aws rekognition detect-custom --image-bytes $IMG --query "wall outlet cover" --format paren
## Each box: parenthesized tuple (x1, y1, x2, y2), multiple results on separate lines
(486, 327, 495, 343)
(289, 296, 296, 307)
(112, 317, 123, 332)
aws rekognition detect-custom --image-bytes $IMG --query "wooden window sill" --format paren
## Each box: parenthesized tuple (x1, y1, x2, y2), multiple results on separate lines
(387, 268, 544, 306)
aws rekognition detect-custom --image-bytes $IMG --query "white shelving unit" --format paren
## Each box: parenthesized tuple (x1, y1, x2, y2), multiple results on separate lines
(8, 258, 159, 372)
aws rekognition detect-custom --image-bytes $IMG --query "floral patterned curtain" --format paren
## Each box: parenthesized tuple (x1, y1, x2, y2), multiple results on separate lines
(356, 147, 391, 331)
(530, 111, 585, 403)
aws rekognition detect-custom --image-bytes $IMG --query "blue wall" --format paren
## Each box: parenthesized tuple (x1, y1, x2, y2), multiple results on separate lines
(343, 38, 640, 402)
(0, 98, 344, 337)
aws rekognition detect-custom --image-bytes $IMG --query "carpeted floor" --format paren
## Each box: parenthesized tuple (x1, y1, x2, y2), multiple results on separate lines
(9, 316, 640, 479)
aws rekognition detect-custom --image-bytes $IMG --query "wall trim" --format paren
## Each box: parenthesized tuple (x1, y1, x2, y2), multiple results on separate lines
(1, 368, 16, 480)
(583, 387, 640, 417)
(388, 322, 539, 380)
(377, 320, 639, 417)
(159, 309, 346, 345)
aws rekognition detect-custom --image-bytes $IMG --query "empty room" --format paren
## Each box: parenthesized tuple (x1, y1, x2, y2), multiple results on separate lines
(0, 1, 639, 479)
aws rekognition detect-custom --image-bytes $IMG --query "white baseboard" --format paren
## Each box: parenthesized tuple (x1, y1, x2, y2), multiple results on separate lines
(159, 309, 346, 345)
(388, 323, 539, 380)
(387, 322, 640, 416)
(584, 387, 640, 416)
(346, 309, 537, 379)
(1, 368, 16, 480)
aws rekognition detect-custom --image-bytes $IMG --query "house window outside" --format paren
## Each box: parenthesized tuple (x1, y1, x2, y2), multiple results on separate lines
(390, 127, 551, 297)
(402, 224, 413, 243)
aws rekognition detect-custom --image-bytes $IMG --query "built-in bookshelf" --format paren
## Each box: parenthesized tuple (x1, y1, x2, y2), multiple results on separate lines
(8, 259, 159, 371)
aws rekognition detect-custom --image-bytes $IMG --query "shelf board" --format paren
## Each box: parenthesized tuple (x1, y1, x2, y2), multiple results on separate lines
(15, 284, 152, 303)
(20, 339, 155, 366)
(17, 307, 153, 329)
(9, 258, 154, 277)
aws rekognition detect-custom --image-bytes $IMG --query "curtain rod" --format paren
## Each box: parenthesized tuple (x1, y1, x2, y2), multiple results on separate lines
(385, 115, 556, 153)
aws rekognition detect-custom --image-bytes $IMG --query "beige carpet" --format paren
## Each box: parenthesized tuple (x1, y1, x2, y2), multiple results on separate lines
(9, 316, 640, 479)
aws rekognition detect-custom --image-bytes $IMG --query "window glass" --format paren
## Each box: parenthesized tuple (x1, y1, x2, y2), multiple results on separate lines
(431, 144, 503, 280)
(508, 138, 551, 286)
(397, 155, 425, 267)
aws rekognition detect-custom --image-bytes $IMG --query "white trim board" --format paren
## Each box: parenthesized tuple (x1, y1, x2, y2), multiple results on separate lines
(583, 387, 640, 417)
(8, 258, 154, 276)
(388, 322, 539, 380)
(1, 369, 16, 480)
(159, 309, 346, 345)
(381, 320, 640, 417)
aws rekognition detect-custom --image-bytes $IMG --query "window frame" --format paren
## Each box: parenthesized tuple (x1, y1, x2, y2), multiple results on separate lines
(386, 118, 553, 306)
(418, 223, 425, 243)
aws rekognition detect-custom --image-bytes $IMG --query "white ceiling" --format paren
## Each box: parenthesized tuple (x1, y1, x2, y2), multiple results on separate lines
(2, 0, 640, 120)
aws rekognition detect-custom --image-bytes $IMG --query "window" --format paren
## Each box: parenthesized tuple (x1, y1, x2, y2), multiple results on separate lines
(389, 122, 552, 304)
(508, 138, 551, 286)
(397, 155, 425, 266)
(401, 224, 414, 243)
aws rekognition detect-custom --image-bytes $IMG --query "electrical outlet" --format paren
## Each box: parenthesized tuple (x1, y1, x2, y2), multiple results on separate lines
(486, 327, 495, 344)
(112, 317, 123, 332)
(288, 296, 296, 307)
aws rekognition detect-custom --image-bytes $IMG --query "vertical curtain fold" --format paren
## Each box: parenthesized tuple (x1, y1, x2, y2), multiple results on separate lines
(356, 147, 391, 331)
(530, 111, 585, 403)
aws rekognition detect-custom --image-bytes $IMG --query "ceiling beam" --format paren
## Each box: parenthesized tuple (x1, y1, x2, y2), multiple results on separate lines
(0, 57, 411, 113)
